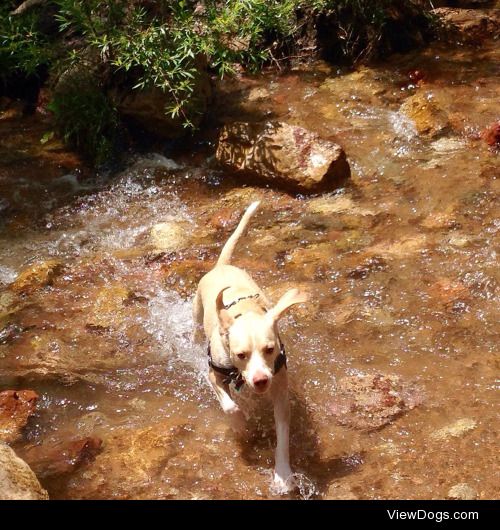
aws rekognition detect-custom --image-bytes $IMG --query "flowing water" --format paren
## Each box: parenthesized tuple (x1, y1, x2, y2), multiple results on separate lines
(0, 42, 498, 499)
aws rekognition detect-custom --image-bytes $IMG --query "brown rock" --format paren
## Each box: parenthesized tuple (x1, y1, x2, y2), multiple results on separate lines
(10, 260, 62, 294)
(209, 207, 240, 230)
(216, 121, 350, 192)
(431, 418, 477, 441)
(400, 92, 450, 138)
(0, 390, 38, 443)
(433, 8, 500, 43)
(326, 374, 422, 431)
(21, 437, 103, 479)
(86, 284, 130, 329)
(62, 422, 184, 499)
(149, 221, 190, 252)
(448, 482, 477, 500)
(482, 120, 500, 150)
(0, 442, 48, 500)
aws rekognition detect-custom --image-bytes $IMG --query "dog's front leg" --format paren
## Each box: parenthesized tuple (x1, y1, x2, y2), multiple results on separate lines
(208, 368, 246, 432)
(271, 369, 293, 492)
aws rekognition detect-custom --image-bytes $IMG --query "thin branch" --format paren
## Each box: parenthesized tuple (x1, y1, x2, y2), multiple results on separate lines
(11, 0, 46, 16)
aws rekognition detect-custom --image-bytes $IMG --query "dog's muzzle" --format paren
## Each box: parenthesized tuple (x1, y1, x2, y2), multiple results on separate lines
(207, 341, 287, 392)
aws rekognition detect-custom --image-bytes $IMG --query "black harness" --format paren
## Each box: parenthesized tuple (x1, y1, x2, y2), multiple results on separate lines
(207, 293, 287, 391)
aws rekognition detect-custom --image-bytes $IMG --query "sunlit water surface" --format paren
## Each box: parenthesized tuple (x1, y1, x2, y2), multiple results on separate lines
(0, 42, 498, 499)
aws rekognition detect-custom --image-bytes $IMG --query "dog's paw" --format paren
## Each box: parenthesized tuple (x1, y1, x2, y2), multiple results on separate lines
(226, 405, 246, 433)
(272, 471, 295, 494)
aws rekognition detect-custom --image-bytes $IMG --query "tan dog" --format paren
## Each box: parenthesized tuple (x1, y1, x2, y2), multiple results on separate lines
(193, 201, 307, 491)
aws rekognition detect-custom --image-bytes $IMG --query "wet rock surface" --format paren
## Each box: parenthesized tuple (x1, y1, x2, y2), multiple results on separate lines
(433, 7, 500, 43)
(400, 92, 450, 138)
(57, 421, 185, 499)
(10, 260, 63, 294)
(447, 482, 477, 500)
(431, 418, 477, 441)
(0, 390, 38, 443)
(0, 442, 49, 500)
(325, 374, 422, 431)
(20, 437, 103, 480)
(482, 120, 500, 150)
(216, 121, 351, 192)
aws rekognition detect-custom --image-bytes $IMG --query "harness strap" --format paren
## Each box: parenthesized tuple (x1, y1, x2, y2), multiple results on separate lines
(207, 340, 287, 391)
(223, 293, 260, 311)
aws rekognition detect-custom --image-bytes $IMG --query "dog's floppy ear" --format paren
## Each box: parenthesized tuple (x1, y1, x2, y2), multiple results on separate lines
(267, 288, 308, 322)
(216, 287, 234, 332)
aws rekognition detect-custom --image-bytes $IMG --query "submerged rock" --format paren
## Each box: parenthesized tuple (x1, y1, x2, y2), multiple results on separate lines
(431, 418, 477, 441)
(0, 442, 48, 500)
(400, 92, 450, 138)
(149, 221, 190, 252)
(10, 260, 62, 294)
(86, 284, 131, 329)
(0, 390, 38, 444)
(21, 437, 103, 479)
(326, 374, 422, 431)
(63, 422, 185, 499)
(216, 121, 350, 193)
(447, 482, 478, 500)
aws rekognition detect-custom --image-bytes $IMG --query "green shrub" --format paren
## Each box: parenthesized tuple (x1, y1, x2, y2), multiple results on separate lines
(0, 2, 51, 80)
(1, 0, 434, 164)
(48, 76, 119, 165)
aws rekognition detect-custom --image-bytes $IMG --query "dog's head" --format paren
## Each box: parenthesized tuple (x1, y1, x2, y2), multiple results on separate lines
(216, 288, 308, 394)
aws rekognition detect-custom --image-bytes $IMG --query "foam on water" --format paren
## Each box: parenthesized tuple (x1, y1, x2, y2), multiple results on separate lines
(389, 109, 418, 141)
(0, 265, 17, 284)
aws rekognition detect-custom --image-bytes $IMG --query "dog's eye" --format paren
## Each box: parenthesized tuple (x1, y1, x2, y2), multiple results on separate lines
(264, 346, 274, 355)
(236, 353, 246, 360)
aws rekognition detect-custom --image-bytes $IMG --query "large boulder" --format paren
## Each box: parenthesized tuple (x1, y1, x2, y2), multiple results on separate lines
(0, 442, 48, 500)
(216, 121, 351, 193)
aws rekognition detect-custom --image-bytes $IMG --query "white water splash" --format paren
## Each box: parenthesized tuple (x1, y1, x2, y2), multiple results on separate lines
(145, 289, 207, 379)
(265, 469, 318, 499)
(0, 265, 17, 285)
(389, 110, 418, 141)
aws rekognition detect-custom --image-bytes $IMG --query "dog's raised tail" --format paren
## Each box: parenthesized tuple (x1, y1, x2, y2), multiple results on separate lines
(216, 201, 260, 266)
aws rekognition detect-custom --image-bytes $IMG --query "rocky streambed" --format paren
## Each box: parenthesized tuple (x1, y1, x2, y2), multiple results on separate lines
(0, 37, 499, 499)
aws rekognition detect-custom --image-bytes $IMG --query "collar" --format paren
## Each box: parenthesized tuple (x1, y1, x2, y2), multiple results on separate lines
(207, 340, 287, 392)
(223, 293, 260, 312)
